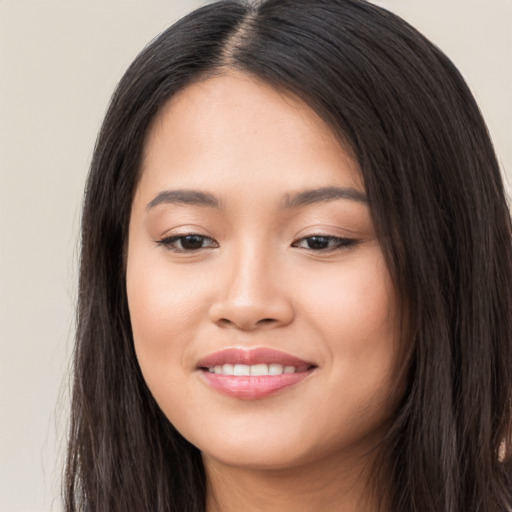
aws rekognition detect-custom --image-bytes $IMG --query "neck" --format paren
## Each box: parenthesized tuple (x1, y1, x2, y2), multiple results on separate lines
(203, 447, 388, 512)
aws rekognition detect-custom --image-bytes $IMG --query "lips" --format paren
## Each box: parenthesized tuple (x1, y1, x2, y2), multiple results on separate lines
(196, 347, 316, 400)
(197, 347, 314, 368)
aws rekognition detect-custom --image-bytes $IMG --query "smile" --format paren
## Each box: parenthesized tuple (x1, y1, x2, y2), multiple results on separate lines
(197, 348, 316, 400)
(207, 363, 300, 375)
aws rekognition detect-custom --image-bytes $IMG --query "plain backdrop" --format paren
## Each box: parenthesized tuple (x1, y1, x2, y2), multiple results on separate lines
(1, 1, 511, 511)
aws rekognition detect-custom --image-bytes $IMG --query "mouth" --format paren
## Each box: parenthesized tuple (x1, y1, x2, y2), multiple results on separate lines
(196, 347, 317, 400)
(204, 362, 310, 376)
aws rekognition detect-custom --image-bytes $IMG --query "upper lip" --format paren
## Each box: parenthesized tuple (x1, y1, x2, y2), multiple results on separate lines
(196, 347, 316, 369)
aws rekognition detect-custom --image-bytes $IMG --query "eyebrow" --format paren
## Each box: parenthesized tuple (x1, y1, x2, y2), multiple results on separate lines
(146, 189, 222, 210)
(146, 185, 367, 212)
(283, 186, 367, 208)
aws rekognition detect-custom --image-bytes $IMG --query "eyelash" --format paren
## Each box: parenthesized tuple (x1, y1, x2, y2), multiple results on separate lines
(156, 234, 357, 253)
(156, 234, 219, 252)
(291, 235, 357, 251)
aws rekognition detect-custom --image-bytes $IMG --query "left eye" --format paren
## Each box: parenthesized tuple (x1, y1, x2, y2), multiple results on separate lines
(292, 235, 356, 251)
(157, 234, 218, 252)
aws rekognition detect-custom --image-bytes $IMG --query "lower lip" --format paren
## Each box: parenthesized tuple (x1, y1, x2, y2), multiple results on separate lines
(199, 369, 314, 400)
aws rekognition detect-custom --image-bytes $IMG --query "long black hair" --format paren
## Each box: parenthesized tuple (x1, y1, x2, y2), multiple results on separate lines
(65, 1, 512, 510)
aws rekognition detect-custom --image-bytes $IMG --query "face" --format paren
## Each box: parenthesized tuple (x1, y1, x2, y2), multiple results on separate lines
(127, 72, 399, 472)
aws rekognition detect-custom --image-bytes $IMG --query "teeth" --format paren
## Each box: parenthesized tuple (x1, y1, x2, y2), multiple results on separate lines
(250, 363, 268, 376)
(233, 364, 250, 376)
(222, 363, 234, 375)
(269, 363, 284, 375)
(207, 363, 298, 376)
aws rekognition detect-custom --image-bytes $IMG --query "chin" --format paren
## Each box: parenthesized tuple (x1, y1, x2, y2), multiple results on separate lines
(200, 441, 316, 471)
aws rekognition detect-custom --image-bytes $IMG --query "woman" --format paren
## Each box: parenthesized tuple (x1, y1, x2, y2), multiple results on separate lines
(65, 0, 512, 510)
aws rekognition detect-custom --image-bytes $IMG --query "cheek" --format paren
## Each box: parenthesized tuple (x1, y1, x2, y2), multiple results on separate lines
(297, 251, 399, 418)
(300, 252, 396, 347)
(126, 246, 208, 381)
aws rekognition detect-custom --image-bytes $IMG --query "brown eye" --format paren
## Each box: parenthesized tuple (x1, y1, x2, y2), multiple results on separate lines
(292, 235, 357, 251)
(180, 235, 207, 250)
(304, 236, 331, 250)
(157, 234, 218, 252)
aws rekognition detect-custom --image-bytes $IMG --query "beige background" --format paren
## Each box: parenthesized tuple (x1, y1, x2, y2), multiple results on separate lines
(1, 1, 511, 511)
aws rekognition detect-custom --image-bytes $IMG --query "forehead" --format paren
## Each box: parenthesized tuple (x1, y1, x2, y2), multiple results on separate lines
(138, 71, 363, 198)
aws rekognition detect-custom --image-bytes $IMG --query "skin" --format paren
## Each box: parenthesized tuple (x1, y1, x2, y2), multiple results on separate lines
(126, 71, 399, 512)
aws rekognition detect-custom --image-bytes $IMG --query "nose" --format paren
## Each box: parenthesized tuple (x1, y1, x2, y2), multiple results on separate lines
(208, 248, 295, 332)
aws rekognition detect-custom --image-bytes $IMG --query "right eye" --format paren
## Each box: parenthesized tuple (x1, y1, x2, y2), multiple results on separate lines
(156, 234, 219, 252)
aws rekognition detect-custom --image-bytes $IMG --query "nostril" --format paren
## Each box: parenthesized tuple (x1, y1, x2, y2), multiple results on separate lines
(215, 317, 278, 330)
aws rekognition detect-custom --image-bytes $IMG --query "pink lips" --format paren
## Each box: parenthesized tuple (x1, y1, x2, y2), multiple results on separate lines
(197, 348, 316, 400)
(197, 347, 314, 369)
